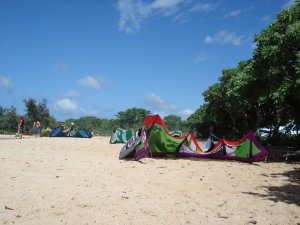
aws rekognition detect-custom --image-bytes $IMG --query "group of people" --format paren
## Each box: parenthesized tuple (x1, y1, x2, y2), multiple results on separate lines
(16, 116, 76, 138)
(16, 116, 41, 139)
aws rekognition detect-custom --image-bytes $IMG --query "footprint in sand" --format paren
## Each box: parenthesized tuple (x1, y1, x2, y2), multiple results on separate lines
(54, 211, 65, 216)
(76, 203, 93, 209)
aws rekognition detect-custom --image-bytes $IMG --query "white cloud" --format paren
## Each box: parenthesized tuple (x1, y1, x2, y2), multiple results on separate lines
(0, 76, 14, 92)
(283, 0, 295, 8)
(179, 109, 194, 120)
(143, 93, 194, 119)
(224, 9, 241, 18)
(54, 98, 80, 115)
(54, 98, 98, 116)
(204, 36, 213, 43)
(204, 30, 245, 46)
(62, 90, 79, 99)
(117, 0, 186, 33)
(117, 0, 150, 34)
(77, 76, 104, 90)
(223, 7, 252, 19)
(151, 0, 183, 9)
(145, 93, 178, 112)
(190, 3, 216, 13)
(193, 54, 216, 64)
(172, 12, 188, 23)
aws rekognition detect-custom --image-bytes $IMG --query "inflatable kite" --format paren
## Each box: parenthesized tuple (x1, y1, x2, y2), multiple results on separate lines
(110, 128, 134, 144)
(119, 114, 267, 163)
(50, 127, 92, 138)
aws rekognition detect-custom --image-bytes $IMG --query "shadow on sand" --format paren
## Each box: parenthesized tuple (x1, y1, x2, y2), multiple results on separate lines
(243, 166, 300, 206)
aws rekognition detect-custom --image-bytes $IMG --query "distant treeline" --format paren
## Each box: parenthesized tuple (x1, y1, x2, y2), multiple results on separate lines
(0, 99, 57, 135)
(1, 3, 299, 146)
(0, 101, 188, 136)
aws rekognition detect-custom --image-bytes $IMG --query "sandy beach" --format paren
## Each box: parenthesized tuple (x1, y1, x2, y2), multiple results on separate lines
(0, 135, 299, 225)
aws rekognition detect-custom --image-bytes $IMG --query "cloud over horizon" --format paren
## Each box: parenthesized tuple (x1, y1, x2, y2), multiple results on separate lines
(178, 108, 194, 119)
(145, 92, 179, 112)
(144, 93, 193, 119)
(0, 75, 14, 92)
(54, 98, 81, 115)
(54, 98, 98, 116)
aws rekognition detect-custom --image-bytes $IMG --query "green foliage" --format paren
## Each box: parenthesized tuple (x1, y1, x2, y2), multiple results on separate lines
(188, 2, 300, 144)
(186, 104, 213, 138)
(163, 115, 182, 132)
(116, 107, 151, 130)
(252, 1, 300, 138)
(23, 98, 57, 131)
(98, 118, 118, 135)
(23, 98, 38, 120)
(0, 105, 18, 134)
(65, 117, 118, 135)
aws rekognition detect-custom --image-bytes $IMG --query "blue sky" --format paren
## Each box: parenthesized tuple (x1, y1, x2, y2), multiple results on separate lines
(0, 0, 295, 120)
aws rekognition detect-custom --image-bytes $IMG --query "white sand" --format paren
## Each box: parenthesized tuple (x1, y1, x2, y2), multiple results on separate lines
(0, 135, 299, 225)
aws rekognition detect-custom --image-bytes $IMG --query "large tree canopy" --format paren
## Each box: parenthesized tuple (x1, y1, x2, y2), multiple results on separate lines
(23, 98, 56, 130)
(188, 1, 300, 142)
(253, 1, 300, 134)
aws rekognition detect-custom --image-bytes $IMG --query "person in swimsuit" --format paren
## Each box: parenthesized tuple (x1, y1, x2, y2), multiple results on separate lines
(33, 120, 41, 137)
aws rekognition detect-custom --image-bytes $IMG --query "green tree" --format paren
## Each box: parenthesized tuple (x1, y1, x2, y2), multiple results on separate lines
(188, 2, 300, 142)
(252, 1, 300, 138)
(37, 99, 56, 128)
(163, 115, 182, 131)
(98, 118, 118, 135)
(24, 98, 56, 130)
(217, 61, 260, 135)
(69, 116, 101, 132)
(0, 105, 18, 134)
(64, 117, 118, 135)
(185, 104, 213, 138)
(116, 107, 151, 130)
(24, 98, 38, 121)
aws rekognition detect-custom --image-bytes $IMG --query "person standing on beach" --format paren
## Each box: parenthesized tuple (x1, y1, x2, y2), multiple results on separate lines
(33, 120, 41, 137)
(17, 116, 25, 139)
(67, 122, 76, 136)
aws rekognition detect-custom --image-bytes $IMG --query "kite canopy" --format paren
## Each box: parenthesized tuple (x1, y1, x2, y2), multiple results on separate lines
(119, 129, 150, 160)
(50, 127, 92, 138)
(119, 114, 268, 163)
(109, 128, 134, 144)
(178, 130, 267, 163)
(170, 130, 183, 137)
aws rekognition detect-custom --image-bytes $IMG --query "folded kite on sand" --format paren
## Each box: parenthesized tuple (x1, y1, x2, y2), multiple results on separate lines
(119, 114, 268, 163)
(109, 128, 134, 144)
(50, 127, 92, 138)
